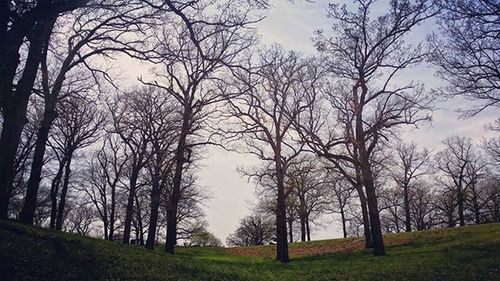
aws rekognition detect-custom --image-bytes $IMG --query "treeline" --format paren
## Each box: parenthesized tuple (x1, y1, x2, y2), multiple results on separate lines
(0, 0, 498, 264)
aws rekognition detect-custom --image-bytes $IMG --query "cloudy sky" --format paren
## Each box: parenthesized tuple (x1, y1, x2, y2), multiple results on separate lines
(119, 0, 498, 243)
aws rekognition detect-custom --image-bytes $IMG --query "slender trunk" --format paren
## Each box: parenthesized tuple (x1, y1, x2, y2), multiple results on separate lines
(306, 216, 311, 241)
(55, 156, 72, 230)
(146, 159, 162, 249)
(109, 182, 116, 240)
(403, 184, 412, 232)
(49, 159, 66, 229)
(134, 194, 144, 245)
(457, 185, 465, 226)
(23, 96, 57, 224)
(340, 207, 347, 238)
(123, 166, 140, 244)
(288, 218, 293, 243)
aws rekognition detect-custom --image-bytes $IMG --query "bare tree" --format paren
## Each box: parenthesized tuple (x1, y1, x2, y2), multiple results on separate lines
(225, 46, 321, 262)
(298, 0, 436, 256)
(429, 0, 500, 116)
(435, 136, 487, 226)
(142, 1, 256, 254)
(80, 136, 128, 240)
(328, 173, 355, 238)
(46, 96, 104, 230)
(18, 1, 154, 224)
(390, 142, 430, 231)
(0, 1, 92, 217)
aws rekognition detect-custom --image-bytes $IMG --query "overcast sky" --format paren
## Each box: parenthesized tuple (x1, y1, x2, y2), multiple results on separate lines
(119, 1, 498, 243)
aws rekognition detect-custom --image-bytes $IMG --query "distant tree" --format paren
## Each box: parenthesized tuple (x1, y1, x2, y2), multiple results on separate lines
(80, 136, 128, 240)
(390, 142, 430, 232)
(328, 174, 355, 238)
(429, 0, 500, 116)
(435, 136, 487, 226)
(226, 213, 275, 247)
(189, 230, 222, 247)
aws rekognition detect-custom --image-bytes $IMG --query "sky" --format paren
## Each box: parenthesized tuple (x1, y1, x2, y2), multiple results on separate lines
(119, 0, 498, 243)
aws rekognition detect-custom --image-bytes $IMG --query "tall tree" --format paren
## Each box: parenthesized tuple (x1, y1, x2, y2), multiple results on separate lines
(299, 0, 436, 255)
(226, 47, 321, 263)
(0, 0, 94, 218)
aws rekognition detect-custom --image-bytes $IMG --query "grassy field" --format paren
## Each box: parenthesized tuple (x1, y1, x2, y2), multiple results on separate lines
(1, 219, 499, 281)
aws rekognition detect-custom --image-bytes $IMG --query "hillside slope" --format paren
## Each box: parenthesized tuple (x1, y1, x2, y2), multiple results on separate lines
(1, 219, 499, 281)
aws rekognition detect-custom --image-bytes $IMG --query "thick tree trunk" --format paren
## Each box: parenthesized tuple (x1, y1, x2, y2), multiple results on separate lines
(354, 170, 373, 248)
(165, 209, 177, 253)
(300, 215, 306, 242)
(55, 156, 73, 230)
(288, 219, 293, 243)
(123, 167, 140, 244)
(275, 156, 289, 263)
(5, 17, 56, 221)
(358, 147, 385, 256)
(165, 108, 190, 254)
(403, 184, 412, 232)
(0, 100, 29, 217)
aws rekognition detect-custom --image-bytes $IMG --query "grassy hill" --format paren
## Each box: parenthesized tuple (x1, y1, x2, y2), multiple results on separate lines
(1, 219, 499, 281)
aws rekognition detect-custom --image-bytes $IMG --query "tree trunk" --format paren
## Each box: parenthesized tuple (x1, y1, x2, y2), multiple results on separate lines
(340, 207, 347, 238)
(457, 185, 465, 226)
(358, 146, 385, 256)
(123, 166, 141, 244)
(403, 184, 412, 232)
(146, 158, 163, 249)
(55, 156, 73, 230)
(300, 215, 306, 242)
(306, 216, 311, 241)
(3, 16, 56, 220)
(354, 171, 373, 248)
(288, 218, 293, 243)
(22, 96, 57, 224)
(275, 152, 289, 263)
(165, 208, 177, 253)
(165, 108, 190, 254)
(49, 159, 66, 229)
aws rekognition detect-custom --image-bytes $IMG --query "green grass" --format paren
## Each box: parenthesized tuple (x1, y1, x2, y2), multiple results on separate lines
(1, 219, 499, 281)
